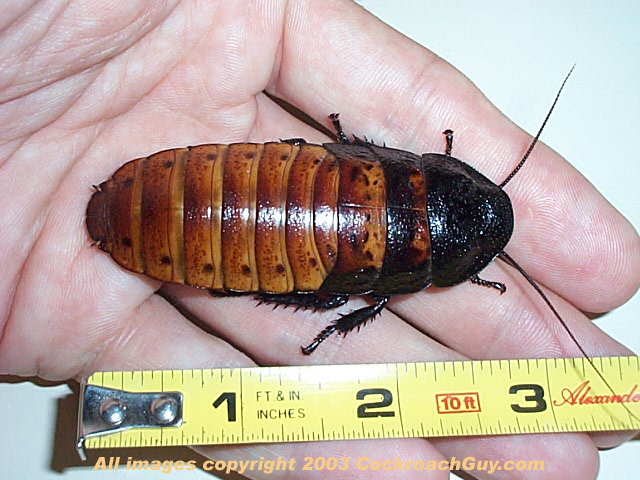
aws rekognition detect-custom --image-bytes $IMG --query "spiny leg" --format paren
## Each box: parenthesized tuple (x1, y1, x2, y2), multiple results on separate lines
(302, 295, 389, 355)
(470, 274, 506, 294)
(329, 113, 350, 144)
(329, 113, 382, 146)
(443, 129, 454, 156)
(255, 292, 349, 311)
(351, 135, 376, 147)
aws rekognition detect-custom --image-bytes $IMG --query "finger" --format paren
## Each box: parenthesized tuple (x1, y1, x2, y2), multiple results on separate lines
(269, 0, 640, 313)
(8, 226, 449, 477)
(251, 93, 334, 144)
(386, 261, 636, 448)
(433, 433, 598, 480)
(90, 291, 450, 479)
(390, 261, 632, 361)
(161, 285, 453, 365)
(0, 226, 243, 378)
(195, 440, 449, 480)
(162, 287, 601, 479)
(82, 293, 252, 376)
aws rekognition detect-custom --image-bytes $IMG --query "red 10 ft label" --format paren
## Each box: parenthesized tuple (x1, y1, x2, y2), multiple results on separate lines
(436, 392, 481, 414)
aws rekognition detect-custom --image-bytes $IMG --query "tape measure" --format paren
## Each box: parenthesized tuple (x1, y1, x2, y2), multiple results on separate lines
(77, 356, 640, 458)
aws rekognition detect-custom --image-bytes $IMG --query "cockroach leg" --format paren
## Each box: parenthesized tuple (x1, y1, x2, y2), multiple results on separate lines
(470, 274, 506, 294)
(329, 113, 350, 144)
(302, 295, 389, 355)
(443, 129, 454, 156)
(255, 292, 349, 311)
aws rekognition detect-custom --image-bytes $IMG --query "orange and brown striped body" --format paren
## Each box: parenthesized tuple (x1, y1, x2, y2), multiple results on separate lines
(86, 142, 433, 295)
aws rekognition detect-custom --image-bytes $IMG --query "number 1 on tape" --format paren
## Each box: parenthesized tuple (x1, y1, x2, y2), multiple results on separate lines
(77, 357, 640, 458)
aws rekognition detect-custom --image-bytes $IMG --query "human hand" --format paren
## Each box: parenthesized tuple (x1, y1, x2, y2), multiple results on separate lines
(1, 1, 638, 479)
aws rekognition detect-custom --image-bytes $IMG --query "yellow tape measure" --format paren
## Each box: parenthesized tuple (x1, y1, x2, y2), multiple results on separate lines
(77, 356, 639, 457)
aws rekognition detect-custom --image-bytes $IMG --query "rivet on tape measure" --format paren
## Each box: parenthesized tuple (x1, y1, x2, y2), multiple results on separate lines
(76, 356, 640, 459)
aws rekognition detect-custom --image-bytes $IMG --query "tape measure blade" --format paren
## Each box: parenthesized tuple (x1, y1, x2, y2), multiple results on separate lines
(80, 356, 640, 452)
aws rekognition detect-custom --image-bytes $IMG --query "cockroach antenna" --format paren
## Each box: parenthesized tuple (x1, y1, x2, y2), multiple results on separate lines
(499, 65, 575, 188)
(495, 69, 638, 423)
(498, 251, 639, 423)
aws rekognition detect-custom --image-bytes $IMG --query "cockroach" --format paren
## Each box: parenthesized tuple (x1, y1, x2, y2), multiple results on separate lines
(84, 69, 597, 361)
(86, 68, 638, 420)
(87, 69, 640, 420)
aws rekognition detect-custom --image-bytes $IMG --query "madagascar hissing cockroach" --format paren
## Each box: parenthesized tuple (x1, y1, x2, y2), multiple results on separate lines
(86, 69, 640, 422)
(86, 69, 583, 357)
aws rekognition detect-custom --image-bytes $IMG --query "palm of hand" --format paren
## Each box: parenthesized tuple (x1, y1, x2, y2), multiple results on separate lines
(1, 2, 638, 478)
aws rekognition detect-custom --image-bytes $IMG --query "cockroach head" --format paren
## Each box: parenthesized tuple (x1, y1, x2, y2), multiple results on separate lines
(86, 182, 109, 251)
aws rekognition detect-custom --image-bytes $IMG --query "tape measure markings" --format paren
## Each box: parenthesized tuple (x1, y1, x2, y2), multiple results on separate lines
(80, 357, 640, 453)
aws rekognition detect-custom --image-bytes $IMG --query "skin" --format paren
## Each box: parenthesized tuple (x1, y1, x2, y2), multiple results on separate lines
(0, 1, 639, 478)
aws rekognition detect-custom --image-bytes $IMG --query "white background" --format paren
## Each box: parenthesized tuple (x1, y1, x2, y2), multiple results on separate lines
(1, 1, 638, 478)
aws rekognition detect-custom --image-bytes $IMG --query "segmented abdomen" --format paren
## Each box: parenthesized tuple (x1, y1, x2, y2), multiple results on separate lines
(86, 143, 390, 293)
